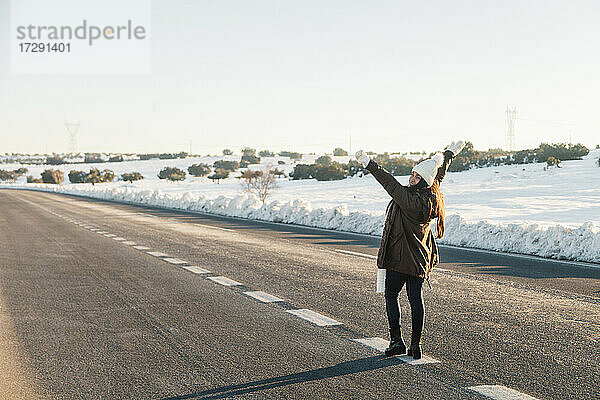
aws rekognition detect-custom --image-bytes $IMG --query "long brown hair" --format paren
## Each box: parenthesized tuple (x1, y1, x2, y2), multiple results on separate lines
(430, 180, 445, 238)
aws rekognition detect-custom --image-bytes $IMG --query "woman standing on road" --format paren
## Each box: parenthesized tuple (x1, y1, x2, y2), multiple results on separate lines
(354, 141, 464, 359)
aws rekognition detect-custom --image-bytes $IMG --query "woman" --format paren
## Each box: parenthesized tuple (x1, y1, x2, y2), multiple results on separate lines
(355, 141, 464, 359)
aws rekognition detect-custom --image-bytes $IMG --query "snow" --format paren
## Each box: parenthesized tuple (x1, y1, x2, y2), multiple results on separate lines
(2, 149, 599, 263)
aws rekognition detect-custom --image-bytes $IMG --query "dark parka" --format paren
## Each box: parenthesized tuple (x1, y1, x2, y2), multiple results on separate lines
(365, 151, 454, 279)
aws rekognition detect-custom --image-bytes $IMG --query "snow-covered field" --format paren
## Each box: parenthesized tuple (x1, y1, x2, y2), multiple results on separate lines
(2, 150, 599, 263)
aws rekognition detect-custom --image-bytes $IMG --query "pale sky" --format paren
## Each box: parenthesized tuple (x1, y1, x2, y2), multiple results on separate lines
(1, 0, 599, 155)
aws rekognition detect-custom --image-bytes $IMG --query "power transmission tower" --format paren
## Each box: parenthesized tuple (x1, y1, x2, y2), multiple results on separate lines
(505, 106, 516, 151)
(64, 120, 82, 154)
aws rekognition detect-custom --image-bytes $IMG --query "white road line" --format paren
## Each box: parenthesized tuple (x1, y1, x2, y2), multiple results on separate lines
(96, 231, 108, 234)
(353, 338, 440, 365)
(468, 385, 540, 400)
(286, 309, 342, 326)
(112, 237, 126, 241)
(133, 245, 151, 250)
(182, 266, 211, 274)
(89, 228, 99, 231)
(353, 337, 388, 352)
(207, 276, 242, 286)
(104, 234, 116, 238)
(163, 257, 187, 265)
(147, 251, 170, 257)
(243, 291, 284, 303)
(196, 223, 235, 232)
(335, 249, 377, 260)
(122, 241, 136, 245)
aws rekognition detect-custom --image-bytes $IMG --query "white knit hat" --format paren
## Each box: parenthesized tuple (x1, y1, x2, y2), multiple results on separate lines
(412, 153, 444, 187)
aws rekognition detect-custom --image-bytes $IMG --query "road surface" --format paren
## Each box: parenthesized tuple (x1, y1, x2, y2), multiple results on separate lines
(1, 189, 598, 399)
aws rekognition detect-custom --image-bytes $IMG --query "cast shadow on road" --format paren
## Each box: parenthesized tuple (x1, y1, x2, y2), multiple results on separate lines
(440, 247, 600, 281)
(134, 206, 381, 249)
(160, 355, 402, 400)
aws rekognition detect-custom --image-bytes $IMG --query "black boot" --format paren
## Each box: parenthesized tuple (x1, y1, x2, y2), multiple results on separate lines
(384, 326, 406, 356)
(407, 329, 422, 360)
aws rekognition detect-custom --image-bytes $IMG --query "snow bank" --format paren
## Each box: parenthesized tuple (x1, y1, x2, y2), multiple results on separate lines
(2, 182, 599, 264)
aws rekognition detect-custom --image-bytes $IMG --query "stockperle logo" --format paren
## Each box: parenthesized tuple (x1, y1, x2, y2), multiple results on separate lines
(16, 20, 147, 46)
(11, 0, 151, 74)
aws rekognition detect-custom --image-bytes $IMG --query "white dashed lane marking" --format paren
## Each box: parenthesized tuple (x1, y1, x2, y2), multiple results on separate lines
(244, 291, 284, 303)
(163, 258, 187, 265)
(112, 237, 127, 241)
(353, 338, 440, 365)
(207, 276, 242, 286)
(286, 309, 342, 326)
(468, 385, 540, 400)
(122, 241, 136, 245)
(96, 231, 108, 234)
(147, 251, 170, 257)
(196, 224, 235, 232)
(133, 246, 151, 250)
(104, 234, 116, 238)
(335, 249, 377, 260)
(182, 266, 210, 274)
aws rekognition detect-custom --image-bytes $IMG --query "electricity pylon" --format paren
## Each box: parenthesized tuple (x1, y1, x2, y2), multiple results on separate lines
(64, 120, 82, 154)
(505, 106, 516, 151)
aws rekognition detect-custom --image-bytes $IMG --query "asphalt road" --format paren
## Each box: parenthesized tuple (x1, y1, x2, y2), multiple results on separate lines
(1, 189, 598, 399)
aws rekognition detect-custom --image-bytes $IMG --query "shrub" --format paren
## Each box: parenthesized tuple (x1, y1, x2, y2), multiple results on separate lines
(14, 167, 28, 176)
(213, 160, 239, 171)
(158, 167, 186, 181)
(208, 168, 229, 183)
(537, 143, 588, 162)
(0, 170, 16, 181)
(41, 169, 64, 184)
(27, 175, 43, 183)
(546, 157, 561, 167)
(85, 153, 104, 163)
(139, 153, 159, 160)
(222, 149, 233, 155)
(333, 148, 348, 156)
(240, 169, 278, 203)
(121, 172, 144, 183)
(68, 170, 87, 183)
(241, 154, 261, 164)
(188, 163, 211, 177)
(290, 164, 315, 180)
(242, 147, 256, 157)
(159, 153, 177, 160)
(279, 151, 302, 160)
(315, 164, 346, 181)
(270, 168, 286, 178)
(100, 169, 115, 182)
(84, 168, 114, 185)
(259, 150, 275, 157)
(315, 155, 332, 166)
(343, 160, 363, 177)
(384, 157, 416, 176)
(277, 160, 285, 165)
(239, 160, 250, 169)
(46, 156, 65, 165)
(109, 155, 124, 162)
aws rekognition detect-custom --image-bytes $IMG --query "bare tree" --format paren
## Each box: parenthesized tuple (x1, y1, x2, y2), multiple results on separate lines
(240, 168, 279, 204)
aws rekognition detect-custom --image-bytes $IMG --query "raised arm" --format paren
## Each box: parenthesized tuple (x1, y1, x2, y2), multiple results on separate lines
(436, 141, 465, 184)
(364, 159, 424, 211)
(435, 150, 454, 184)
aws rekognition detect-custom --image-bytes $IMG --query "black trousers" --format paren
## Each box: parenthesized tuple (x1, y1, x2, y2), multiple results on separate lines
(384, 269, 425, 344)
